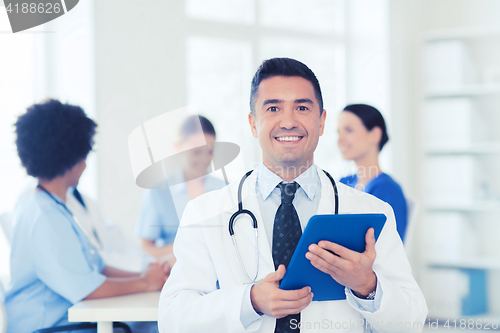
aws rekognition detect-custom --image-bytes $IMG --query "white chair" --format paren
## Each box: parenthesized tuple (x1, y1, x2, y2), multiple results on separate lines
(404, 198, 419, 255)
(0, 213, 12, 245)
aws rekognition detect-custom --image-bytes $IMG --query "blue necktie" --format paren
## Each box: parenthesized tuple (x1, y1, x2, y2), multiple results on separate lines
(273, 182, 301, 332)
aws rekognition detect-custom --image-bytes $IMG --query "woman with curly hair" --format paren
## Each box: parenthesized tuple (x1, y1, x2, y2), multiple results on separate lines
(4, 99, 167, 333)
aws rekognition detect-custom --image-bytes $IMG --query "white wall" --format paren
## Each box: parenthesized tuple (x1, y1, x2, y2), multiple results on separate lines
(46, 0, 98, 198)
(94, 0, 188, 237)
(423, 0, 500, 30)
(344, 0, 392, 176)
(388, 0, 423, 199)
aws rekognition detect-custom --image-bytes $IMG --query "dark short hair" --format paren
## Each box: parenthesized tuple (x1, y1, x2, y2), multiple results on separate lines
(250, 58, 323, 115)
(343, 104, 389, 151)
(180, 115, 216, 141)
(15, 99, 97, 180)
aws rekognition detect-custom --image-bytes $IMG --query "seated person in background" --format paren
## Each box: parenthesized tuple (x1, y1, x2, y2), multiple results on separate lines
(4, 99, 167, 333)
(135, 115, 225, 263)
(337, 103, 408, 241)
(15, 181, 153, 273)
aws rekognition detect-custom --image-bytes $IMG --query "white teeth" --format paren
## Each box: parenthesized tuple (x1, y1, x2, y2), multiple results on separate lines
(277, 136, 300, 142)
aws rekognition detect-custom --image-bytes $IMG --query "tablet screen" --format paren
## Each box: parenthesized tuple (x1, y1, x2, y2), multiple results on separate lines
(279, 214, 386, 301)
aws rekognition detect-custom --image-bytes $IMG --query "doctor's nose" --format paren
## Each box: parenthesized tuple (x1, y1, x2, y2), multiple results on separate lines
(279, 109, 299, 129)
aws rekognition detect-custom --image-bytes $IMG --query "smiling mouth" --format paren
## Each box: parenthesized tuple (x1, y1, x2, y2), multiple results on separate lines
(275, 136, 303, 142)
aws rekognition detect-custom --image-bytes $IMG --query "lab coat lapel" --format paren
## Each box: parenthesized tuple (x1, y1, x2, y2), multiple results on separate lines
(243, 176, 275, 272)
(316, 166, 356, 215)
(220, 168, 275, 277)
(316, 167, 338, 215)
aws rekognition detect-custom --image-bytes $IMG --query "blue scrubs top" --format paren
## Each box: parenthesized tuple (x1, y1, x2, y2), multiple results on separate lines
(4, 191, 106, 333)
(135, 171, 226, 246)
(340, 173, 408, 241)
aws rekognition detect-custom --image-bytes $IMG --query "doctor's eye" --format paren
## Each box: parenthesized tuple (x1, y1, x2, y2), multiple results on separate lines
(268, 106, 279, 112)
(297, 106, 309, 111)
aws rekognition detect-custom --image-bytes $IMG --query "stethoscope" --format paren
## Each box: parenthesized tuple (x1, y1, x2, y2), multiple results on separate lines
(228, 169, 339, 282)
(37, 184, 102, 253)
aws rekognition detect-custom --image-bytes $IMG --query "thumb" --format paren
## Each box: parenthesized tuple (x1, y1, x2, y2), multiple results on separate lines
(267, 264, 286, 282)
(364, 228, 376, 257)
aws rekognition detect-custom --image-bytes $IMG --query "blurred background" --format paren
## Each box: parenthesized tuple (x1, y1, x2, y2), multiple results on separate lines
(1, 0, 500, 330)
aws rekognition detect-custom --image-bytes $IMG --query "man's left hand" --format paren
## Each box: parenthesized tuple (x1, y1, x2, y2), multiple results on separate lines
(305, 228, 377, 297)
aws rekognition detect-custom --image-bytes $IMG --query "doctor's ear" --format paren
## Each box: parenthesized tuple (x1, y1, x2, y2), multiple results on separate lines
(248, 112, 258, 138)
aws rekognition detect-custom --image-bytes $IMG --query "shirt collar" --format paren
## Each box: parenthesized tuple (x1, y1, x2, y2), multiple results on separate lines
(257, 163, 319, 201)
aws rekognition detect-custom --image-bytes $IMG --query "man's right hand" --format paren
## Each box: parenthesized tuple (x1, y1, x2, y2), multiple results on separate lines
(250, 265, 313, 318)
(142, 262, 168, 291)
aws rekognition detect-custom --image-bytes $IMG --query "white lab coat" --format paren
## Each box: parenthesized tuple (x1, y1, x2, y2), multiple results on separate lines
(158, 165, 427, 333)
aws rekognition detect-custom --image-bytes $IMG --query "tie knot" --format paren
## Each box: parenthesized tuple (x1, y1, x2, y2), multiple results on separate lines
(278, 182, 299, 204)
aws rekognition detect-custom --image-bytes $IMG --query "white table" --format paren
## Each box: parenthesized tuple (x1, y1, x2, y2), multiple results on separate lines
(68, 291, 160, 333)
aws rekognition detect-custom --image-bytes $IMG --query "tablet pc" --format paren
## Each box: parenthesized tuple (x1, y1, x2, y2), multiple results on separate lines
(279, 214, 387, 301)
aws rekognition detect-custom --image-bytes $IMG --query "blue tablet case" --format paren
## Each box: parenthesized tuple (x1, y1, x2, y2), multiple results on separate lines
(279, 214, 387, 301)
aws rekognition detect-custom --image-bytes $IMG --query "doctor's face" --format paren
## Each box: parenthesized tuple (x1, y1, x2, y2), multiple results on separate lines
(248, 76, 326, 172)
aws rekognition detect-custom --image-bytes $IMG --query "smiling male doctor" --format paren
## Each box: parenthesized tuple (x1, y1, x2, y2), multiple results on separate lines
(158, 58, 427, 333)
